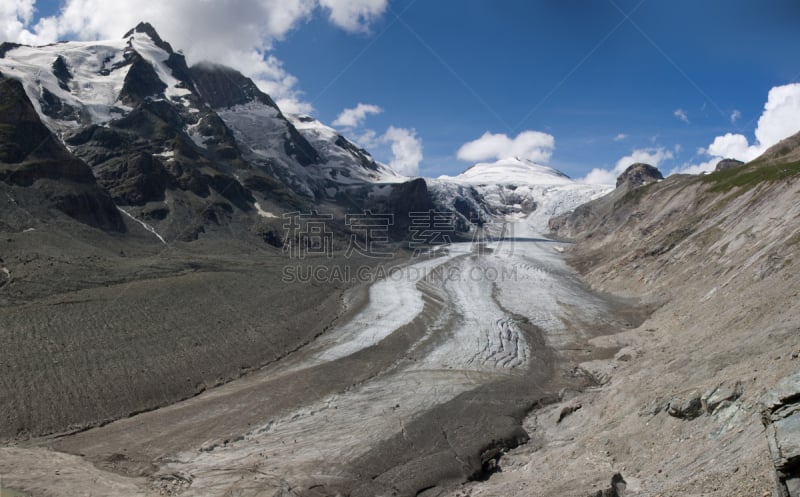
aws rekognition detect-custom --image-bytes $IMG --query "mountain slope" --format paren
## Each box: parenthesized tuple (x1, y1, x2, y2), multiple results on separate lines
(451, 132, 800, 497)
(0, 73, 124, 232)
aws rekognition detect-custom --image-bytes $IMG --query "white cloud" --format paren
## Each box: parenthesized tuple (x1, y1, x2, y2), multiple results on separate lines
(730, 109, 742, 123)
(353, 129, 380, 149)
(674, 108, 690, 124)
(382, 126, 423, 176)
(670, 157, 719, 176)
(580, 147, 674, 185)
(0, 0, 38, 43)
(670, 83, 800, 175)
(1, 0, 389, 114)
(457, 131, 555, 164)
(319, 0, 387, 33)
(753, 83, 800, 147)
(613, 133, 627, 142)
(332, 103, 383, 128)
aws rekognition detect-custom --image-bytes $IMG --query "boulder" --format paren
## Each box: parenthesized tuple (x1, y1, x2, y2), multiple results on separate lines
(761, 373, 800, 497)
(667, 390, 703, 420)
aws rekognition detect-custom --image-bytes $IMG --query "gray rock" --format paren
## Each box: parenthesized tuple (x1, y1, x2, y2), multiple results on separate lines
(667, 391, 703, 420)
(702, 381, 743, 414)
(715, 158, 745, 171)
(616, 163, 664, 189)
(557, 403, 582, 423)
(761, 373, 800, 497)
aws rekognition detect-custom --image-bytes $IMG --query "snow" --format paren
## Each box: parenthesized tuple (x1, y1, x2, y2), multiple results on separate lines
(153, 150, 175, 160)
(128, 32, 191, 100)
(185, 122, 208, 149)
(439, 157, 573, 186)
(218, 103, 290, 165)
(253, 202, 278, 219)
(0, 40, 131, 129)
(0, 29, 191, 132)
(289, 114, 406, 184)
(431, 156, 613, 231)
(117, 207, 167, 244)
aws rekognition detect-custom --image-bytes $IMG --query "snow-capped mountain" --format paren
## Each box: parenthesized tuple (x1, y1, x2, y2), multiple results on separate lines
(432, 157, 613, 232)
(0, 22, 612, 243)
(0, 22, 423, 242)
(290, 115, 402, 186)
(445, 157, 572, 186)
(189, 61, 403, 199)
(0, 23, 196, 132)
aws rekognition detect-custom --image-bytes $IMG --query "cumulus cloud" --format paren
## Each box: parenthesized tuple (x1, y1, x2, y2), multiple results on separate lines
(613, 133, 627, 142)
(1, 0, 389, 113)
(457, 131, 556, 164)
(332, 103, 383, 128)
(730, 109, 742, 123)
(319, 0, 387, 33)
(580, 147, 674, 185)
(382, 126, 423, 176)
(670, 158, 719, 176)
(670, 83, 800, 175)
(353, 129, 380, 149)
(674, 108, 690, 124)
(0, 0, 44, 44)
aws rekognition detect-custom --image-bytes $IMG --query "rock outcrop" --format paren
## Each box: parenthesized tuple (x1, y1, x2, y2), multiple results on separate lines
(615, 163, 663, 189)
(762, 373, 800, 497)
(715, 158, 744, 171)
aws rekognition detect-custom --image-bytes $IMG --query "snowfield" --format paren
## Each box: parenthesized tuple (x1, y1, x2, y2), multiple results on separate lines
(0, 31, 194, 133)
(431, 157, 612, 231)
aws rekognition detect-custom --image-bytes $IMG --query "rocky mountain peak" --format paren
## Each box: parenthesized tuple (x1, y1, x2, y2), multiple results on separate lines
(124, 22, 174, 54)
(189, 63, 278, 111)
(616, 163, 663, 189)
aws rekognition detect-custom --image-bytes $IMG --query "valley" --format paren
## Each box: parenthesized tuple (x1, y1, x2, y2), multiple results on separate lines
(0, 215, 647, 497)
(1, 18, 799, 497)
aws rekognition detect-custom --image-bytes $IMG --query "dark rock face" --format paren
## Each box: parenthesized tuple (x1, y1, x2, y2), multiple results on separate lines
(715, 158, 745, 171)
(118, 51, 168, 104)
(0, 75, 125, 231)
(40, 86, 81, 122)
(379, 178, 438, 238)
(616, 163, 663, 189)
(190, 63, 278, 110)
(52, 55, 72, 91)
(190, 63, 321, 167)
(334, 134, 380, 172)
(761, 373, 800, 497)
(0, 42, 21, 58)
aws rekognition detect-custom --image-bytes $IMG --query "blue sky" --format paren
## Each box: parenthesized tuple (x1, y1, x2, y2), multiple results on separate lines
(17, 0, 800, 180)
